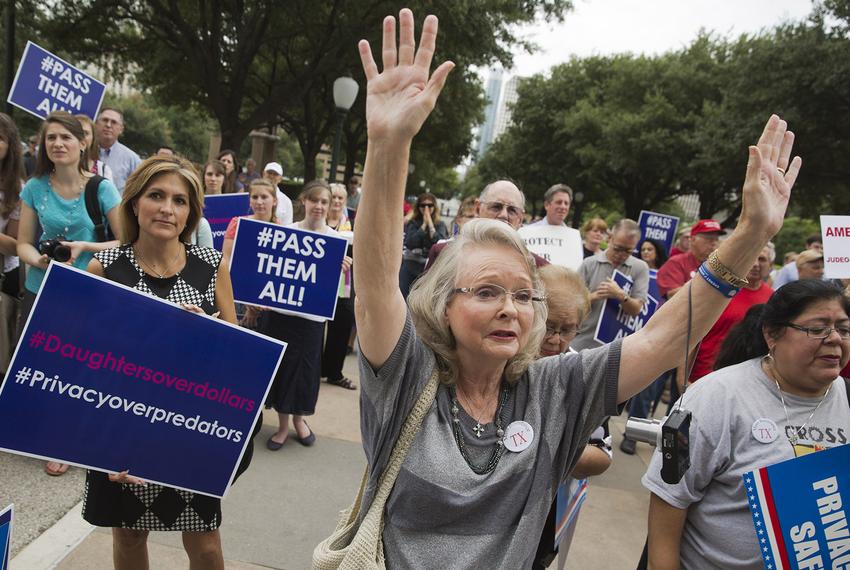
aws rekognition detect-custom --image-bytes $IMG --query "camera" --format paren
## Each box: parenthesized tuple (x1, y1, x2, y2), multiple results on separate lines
(625, 408, 692, 484)
(39, 239, 72, 263)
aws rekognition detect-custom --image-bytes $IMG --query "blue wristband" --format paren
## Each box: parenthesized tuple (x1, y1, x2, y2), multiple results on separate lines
(698, 262, 740, 298)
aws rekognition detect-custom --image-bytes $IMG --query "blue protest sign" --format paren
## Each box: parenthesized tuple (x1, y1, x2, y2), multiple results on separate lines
(203, 194, 251, 251)
(6, 42, 106, 120)
(554, 477, 587, 551)
(637, 210, 680, 255)
(648, 269, 661, 306)
(593, 270, 659, 344)
(229, 218, 347, 320)
(0, 264, 285, 498)
(745, 444, 850, 570)
(0, 504, 10, 570)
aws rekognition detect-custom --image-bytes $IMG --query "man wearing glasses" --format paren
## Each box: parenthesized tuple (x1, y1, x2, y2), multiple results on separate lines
(572, 219, 649, 351)
(425, 180, 548, 268)
(519, 184, 584, 270)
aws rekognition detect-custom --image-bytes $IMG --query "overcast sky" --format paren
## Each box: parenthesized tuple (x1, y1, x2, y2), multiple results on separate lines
(505, 0, 815, 77)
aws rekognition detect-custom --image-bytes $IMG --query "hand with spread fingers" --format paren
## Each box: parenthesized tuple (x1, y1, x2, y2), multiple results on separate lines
(740, 115, 802, 239)
(357, 9, 454, 143)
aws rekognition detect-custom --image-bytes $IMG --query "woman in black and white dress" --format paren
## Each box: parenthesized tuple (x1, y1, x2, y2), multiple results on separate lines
(84, 156, 242, 570)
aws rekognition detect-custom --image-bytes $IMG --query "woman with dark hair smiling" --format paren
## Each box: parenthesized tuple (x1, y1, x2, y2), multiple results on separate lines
(639, 237, 668, 270)
(326, 9, 804, 567)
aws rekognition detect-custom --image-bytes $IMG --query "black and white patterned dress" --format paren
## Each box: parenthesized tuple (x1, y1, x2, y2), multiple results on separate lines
(82, 243, 249, 531)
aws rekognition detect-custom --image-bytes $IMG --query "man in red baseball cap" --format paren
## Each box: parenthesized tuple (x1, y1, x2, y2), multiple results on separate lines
(657, 219, 724, 299)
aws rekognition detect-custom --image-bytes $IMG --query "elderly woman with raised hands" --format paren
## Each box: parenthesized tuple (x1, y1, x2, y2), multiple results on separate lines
(350, 9, 800, 568)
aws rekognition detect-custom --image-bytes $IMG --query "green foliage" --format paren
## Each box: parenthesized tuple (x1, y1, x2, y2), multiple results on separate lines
(772, 216, 821, 263)
(103, 93, 214, 163)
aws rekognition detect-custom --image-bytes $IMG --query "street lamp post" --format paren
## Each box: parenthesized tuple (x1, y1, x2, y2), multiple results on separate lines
(328, 77, 359, 184)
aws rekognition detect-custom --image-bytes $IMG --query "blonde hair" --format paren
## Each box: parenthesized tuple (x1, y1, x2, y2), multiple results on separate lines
(407, 218, 547, 385)
(249, 178, 278, 224)
(120, 156, 204, 244)
(539, 265, 591, 323)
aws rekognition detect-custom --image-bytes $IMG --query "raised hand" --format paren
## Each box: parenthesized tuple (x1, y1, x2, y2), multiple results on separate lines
(740, 115, 802, 238)
(358, 9, 454, 142)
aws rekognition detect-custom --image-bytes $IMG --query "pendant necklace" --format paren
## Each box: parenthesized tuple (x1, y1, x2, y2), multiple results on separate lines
(449, 382, 511, 475)
(135, 245, 184, 279)
(765, 356, 832, 447)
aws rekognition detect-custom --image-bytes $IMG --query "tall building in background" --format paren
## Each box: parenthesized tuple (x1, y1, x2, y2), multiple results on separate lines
(475, 71, 524, 161)
(494, 76, 520, 140)
(475, 69, 504, 159)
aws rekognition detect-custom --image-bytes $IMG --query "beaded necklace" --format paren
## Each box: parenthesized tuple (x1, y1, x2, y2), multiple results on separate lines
(449, 383, 511, 475)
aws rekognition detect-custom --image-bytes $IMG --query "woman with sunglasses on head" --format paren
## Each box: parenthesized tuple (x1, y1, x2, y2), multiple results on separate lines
(344, 9, 801, 567)
(84, 156, 241, 570)
(261, 180, 351, 449)
(644, 280, 850, 569)
(399, 191, 447, 298)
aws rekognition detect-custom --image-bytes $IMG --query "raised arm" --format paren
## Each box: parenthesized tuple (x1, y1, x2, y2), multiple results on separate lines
(354, 9, 453, 368)
(618, 115, 800, 402)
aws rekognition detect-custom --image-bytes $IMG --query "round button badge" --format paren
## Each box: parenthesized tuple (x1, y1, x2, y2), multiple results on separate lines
(751, 418, 780, 444)
(503, 421, 534, 452)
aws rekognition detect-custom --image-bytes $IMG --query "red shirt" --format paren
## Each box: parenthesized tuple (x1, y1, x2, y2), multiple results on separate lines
(690, 283, 774, 381)
(656, 252, 701, 298)
(669, 246, 686, 257)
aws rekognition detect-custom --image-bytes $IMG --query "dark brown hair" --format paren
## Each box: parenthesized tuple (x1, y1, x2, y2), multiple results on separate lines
(0, 113, 23, 218)
(216, 149, 240, 194)
(34, 112, 87, 177)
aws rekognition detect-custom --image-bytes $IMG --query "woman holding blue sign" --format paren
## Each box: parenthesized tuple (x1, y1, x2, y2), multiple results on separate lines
(643, 280, 850, 569)
(17, 111, 122, 477)
(262, 180, 351, 450)
(84, 156, 240, 570)
(335, 8, 803, 567)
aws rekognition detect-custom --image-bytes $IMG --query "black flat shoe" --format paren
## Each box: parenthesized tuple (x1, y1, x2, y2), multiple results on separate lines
(266, 436, 286, 451)
(294, 423, 316, 447)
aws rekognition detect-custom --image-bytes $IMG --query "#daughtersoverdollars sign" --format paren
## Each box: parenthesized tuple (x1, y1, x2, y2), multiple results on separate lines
(6, 42, 106, 120)
(228, 218, 348, 320)
(0, 264, 285, 498)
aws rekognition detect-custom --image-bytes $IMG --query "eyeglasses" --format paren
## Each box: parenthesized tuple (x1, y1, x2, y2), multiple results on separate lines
(453, 283, 545, 306)
(419, 203, 435, 209)
(783, 323, 850, 340)
(608, 243, 633, 255)
(481, 201, 524, 221)
(545, 324, 578, 338)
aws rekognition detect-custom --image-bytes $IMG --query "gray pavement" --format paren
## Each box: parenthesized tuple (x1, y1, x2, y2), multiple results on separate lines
(6, 353, 661, 569)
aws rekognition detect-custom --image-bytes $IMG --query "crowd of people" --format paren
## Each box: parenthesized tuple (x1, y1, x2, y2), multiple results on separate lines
(0, 9, 848, 569)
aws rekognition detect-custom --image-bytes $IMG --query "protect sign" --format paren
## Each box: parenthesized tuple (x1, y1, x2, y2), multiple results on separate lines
(745, 443, 850, 570)
(637, 210, 679, 255)
(0, 264, 285, 498)
(229, 218, 347, 320)
(593, 270, 659, 345)
(820, 215, 850, 279)
(203, 194, 250, 251)
(7, 42, 106, 120)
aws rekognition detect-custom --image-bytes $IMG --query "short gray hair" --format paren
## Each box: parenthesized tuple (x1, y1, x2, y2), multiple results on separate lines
(610, 218, 641, 240)
(407, 218, 546, 385)
(544, 184, 573, 202)
(479, 180, 526, 208)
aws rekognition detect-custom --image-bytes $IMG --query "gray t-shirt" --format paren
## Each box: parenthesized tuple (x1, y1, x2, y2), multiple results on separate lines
(642, 358, 850, 569)
(358, 311, 621, 569)
(572, 250, 649, 351)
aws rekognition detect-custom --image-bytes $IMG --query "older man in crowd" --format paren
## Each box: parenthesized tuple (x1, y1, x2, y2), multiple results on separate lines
(425, 180, 548, 270)
(262, 162, 293, 225)
(657, 219, 723, 299)
(772, 234, 824, 289)
(96, 107, 141, 192)
(519, 183, 583, 270)
(571, 219, 649, 351)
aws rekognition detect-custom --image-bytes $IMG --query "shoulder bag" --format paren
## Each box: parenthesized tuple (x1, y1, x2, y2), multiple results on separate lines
(312, 370, 439, 570)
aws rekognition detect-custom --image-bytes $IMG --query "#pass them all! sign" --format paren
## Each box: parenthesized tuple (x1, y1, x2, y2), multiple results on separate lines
(7, 42, 106, 120)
